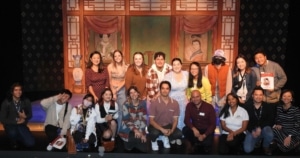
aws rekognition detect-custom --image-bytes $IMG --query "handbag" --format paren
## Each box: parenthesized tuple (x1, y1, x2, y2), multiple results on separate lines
(66, 129, 77, 154)
(102, 140, 115, 152)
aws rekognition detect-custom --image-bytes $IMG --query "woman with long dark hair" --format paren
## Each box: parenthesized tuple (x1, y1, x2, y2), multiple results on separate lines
(218, 92, 249, 155)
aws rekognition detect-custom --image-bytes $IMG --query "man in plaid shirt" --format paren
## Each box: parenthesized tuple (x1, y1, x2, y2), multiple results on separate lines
(146, 51, 172, 103)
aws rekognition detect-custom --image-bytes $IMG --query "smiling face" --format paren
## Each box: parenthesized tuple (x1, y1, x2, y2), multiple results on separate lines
(236, 57, 247, 71)
(172, 60, 182, 73)
(133, 53, 143, 67)
(254, 53, 267, 66)
(252, 89, 264, 104)
(113, 51, 123, 63)
(190, 64, 199, 78)
(102, 90, 113, 102)
(160, 83, 170, 97)
(129, 88, 139, 101)
(90, 53, 101, 66)
(12, 86, 22, 100)
(281, 91, 293, 105)
(227, 94, 238, 108)
(191, 90, 202, 105)
(154, 55, 165, 69)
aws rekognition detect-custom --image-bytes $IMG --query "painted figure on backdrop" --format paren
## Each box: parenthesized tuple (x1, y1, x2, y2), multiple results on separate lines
(183, 90, 216, 154)
(185, 34, 206, 62)
(85, 51, 109, 102)
(148, 81, 183, 151)
(107, 49, 129, 133)
(118, 86, 148, 153)
(273, 89, 300, 153)
(186, 62, 212, 104)
(70, 94, 97, 151)
(218, 93, 249, 155)
(125, 52, 149, 100)
(96, 33, 115, 61)
(0, 82, 35, 149)
(232, 54, 257, 105)
(40, 89, 73, 151)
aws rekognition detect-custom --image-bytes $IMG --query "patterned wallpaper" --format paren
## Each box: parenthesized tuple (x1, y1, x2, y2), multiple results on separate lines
(238, 0, 289, 67)
(20, 0, 289, 92)
(21, 0, 64, 92)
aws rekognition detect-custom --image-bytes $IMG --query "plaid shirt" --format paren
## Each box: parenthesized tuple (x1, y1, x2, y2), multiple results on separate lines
(146, 64, 171, 99)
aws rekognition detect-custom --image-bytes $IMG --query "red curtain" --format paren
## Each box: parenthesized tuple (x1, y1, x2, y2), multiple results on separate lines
(84, 16, 125, 61)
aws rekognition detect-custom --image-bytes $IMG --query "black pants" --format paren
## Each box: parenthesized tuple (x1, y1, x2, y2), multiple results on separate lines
(45, 124, 60, 143)
(123, 131, 148, 152)
(182, 126, 214, 153)
(72, 130, 96, 145)
(218, 133, 245, 155)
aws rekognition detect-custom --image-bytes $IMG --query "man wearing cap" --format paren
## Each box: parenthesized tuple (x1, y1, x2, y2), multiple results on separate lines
(204, 49, 232, 108)
(204, 49, 232, 133)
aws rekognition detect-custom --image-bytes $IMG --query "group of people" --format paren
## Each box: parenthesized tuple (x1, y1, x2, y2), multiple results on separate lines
(0, 48, 299, 156)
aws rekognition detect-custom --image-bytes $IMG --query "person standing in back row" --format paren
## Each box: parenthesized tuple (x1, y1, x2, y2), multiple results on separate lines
(85, 51, 110, 102)
(252, 48, 287, 118)
(232, 54, 257, 106)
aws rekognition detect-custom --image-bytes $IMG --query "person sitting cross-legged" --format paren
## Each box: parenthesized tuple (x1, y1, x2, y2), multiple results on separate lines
(148, 81, 183, 151)
(118, 86, 148, 152)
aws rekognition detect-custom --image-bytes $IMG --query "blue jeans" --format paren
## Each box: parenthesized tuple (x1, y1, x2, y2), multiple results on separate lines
(243, 126, 274, 153)
(4, 124, 35, 147)
(116, 86, 126, 133)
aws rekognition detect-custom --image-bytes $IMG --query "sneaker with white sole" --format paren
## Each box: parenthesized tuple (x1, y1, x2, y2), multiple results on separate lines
(151, 141, 159, 151)
(162, 136, 170, 148)
(170, 140, 176, 144)
(46, 144, 53, 151)
(176, 139, 182, 145)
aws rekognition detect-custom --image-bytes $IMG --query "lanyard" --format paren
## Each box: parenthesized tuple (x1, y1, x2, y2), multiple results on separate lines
(254, 105, 263, 120)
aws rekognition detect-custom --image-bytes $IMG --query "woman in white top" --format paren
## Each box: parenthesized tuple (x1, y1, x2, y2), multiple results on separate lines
(218, 92, 249, 155)
(95, 88, 119, 142)
(70, 94, 97, 151)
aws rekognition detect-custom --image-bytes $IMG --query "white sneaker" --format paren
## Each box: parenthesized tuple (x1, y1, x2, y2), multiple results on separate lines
(151, 141, 159, 151)
(46, 144, 53, 151)
(176, 139, 182, 145)
(98, 146, 105, 156)
(170, 140, 176, 144)
(162, 136, 170, 148)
